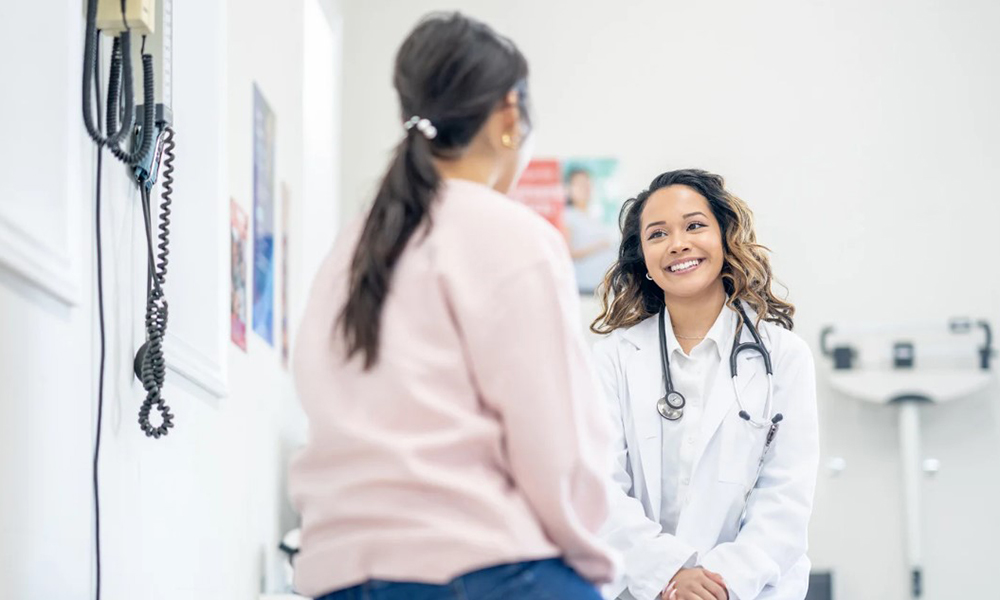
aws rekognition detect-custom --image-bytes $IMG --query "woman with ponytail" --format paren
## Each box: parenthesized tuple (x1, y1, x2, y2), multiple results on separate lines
(289, 13, 618, 600)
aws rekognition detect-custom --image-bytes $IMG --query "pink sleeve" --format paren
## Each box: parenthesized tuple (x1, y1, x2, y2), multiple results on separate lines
(450, 234, 621, 584)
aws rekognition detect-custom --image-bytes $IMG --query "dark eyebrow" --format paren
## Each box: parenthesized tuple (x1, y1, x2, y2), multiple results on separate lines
(644, 213, 706, 232)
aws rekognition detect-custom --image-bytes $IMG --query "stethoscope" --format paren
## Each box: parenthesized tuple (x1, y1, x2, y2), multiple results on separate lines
(656, 300, 784, 525)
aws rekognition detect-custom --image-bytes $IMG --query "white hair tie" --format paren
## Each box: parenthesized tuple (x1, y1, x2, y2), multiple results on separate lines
(403, 115, 438, 140)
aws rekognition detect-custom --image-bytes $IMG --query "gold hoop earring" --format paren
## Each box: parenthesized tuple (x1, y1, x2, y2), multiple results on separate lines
(501, 133, 515, 149)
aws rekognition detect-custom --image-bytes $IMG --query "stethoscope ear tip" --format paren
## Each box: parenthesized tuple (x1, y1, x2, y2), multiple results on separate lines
(739, 410, 751, 421)
(772, 413, 784, 424)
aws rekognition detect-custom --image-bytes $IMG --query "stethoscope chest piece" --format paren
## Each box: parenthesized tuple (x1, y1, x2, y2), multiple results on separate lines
(657, 391, 685, 420)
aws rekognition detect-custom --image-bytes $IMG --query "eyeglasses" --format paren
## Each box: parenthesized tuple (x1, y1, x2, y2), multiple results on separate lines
(512, 79, 533, 136)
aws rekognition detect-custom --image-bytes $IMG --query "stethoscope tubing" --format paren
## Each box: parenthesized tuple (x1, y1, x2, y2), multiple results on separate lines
(658, 300, 776, 424)
(655, 300, 786, 528)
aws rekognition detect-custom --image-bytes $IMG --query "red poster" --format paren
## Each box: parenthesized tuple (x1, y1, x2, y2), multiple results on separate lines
(511, 159, 565, 230)
(231, 199, 249, 351)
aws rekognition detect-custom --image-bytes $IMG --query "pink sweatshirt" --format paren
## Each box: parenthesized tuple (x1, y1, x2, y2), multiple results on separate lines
(288, 179, 619, 597)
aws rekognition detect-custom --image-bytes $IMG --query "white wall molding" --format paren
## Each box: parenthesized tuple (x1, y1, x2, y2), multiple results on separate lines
(165, 330, 228, 398)
(0, 211, 79, 307)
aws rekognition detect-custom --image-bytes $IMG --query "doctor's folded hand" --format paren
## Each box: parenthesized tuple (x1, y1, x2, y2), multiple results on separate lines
(662, 568, 729, 600)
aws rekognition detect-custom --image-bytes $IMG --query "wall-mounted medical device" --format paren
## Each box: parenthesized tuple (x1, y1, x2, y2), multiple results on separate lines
(83, 0, 177, 439)
(819, 317, 994, 599)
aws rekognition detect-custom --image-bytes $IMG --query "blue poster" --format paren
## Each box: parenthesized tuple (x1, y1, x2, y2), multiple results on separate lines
(561, 157, 622, 294)
(252, 85, 276, 345)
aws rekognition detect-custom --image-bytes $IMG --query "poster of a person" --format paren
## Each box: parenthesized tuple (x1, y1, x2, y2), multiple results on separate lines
(561, 161, 619, 294)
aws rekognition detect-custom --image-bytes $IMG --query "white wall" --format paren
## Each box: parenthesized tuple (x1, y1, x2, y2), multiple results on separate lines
(339, 1, 1000, 598)
(225, 0, 341, 592)
(0, 0, 340, 598)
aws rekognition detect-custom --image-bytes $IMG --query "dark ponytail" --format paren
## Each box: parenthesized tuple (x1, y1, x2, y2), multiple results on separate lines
(339, 12, 530, 369)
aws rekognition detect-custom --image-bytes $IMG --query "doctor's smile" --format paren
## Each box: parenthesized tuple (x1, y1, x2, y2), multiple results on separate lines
(665, 258, 704, 275)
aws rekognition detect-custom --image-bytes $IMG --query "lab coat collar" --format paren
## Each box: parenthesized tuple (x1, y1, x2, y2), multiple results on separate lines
(619, 311, 658, 353)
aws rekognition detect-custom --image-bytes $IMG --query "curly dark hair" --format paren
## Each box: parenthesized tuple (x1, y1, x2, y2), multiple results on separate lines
(591, 169, 794, 334)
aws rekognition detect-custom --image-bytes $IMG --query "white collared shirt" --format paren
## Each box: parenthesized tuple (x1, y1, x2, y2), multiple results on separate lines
(658, 304, 735, 535)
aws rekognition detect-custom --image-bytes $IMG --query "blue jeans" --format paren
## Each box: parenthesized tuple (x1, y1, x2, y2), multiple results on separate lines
(314, 558, 602, 600)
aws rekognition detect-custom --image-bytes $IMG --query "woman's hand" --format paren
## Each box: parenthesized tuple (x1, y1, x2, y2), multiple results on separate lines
(660, 567, 728, 600)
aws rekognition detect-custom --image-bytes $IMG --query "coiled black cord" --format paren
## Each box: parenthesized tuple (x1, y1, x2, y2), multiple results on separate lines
(82, 0, 115, 145)
(155, 130, 174, 292)
(81, 0, 154, 166)
(103, 36, 133, 148)
(109, 53, 155, 166)
(82, 0, 131, 147)
(137, 127, 175, 438)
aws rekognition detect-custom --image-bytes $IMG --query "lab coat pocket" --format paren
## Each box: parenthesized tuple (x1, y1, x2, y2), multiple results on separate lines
(717, 418, 766, 486)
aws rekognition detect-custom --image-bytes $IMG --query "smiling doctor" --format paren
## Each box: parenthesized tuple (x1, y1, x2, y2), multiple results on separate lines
(590, 170, 819, 600)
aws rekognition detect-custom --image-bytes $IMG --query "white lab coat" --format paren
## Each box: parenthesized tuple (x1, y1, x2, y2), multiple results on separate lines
(593, 307, 819, 600)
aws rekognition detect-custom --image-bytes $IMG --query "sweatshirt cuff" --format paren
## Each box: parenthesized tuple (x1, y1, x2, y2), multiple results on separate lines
(629, 547, 698, 600)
